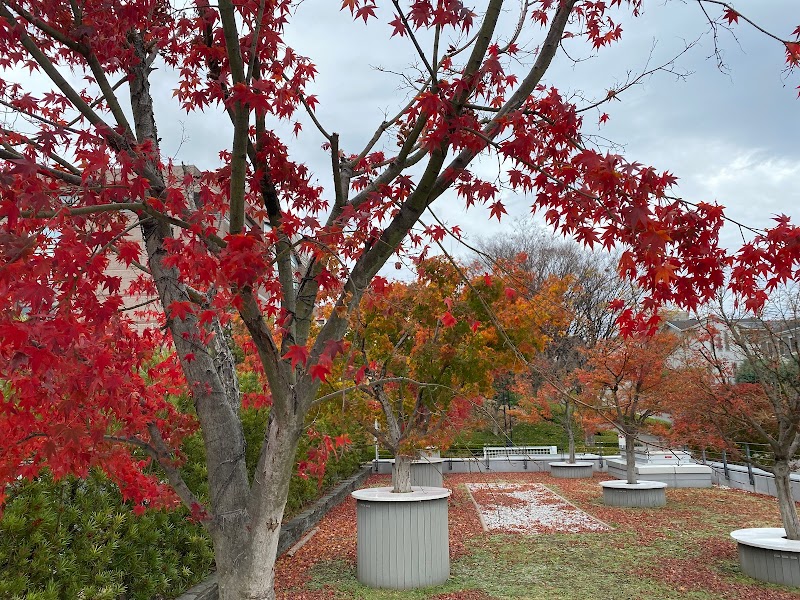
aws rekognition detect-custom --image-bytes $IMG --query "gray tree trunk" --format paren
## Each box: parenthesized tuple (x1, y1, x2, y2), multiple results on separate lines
(773, 458, 800, 540)
(211, 414, 301, 600)
(565, 399, 576, 463)
(393, 454, 413, 493)
(624, 432, 638, 485)
(143, 210, 303, 600)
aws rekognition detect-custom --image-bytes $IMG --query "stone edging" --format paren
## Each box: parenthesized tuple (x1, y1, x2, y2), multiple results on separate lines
(174, 464, 374, 600)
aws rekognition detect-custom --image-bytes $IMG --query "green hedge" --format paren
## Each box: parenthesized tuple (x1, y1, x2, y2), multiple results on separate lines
(454, 420, 570, 448)
(0, 471, 213, 600)
(180, 406, 369, 519)
(0, 405, 367, 600)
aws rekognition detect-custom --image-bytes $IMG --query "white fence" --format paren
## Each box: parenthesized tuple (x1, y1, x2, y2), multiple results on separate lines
(482, 446, 558, 459)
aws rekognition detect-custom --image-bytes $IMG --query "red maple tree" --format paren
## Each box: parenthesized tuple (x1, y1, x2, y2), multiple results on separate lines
(667, 289, 800, 539)
(1, 1, 799, 598)
(575, 331, 687, 484)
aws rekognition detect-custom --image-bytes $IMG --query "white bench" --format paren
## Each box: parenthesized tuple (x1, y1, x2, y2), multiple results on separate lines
(483, 446, 558, 459)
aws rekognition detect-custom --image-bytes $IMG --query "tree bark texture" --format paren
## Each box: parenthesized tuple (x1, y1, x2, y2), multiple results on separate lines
(393, 454, 413, 493)
(214, 416, 302, 600)
(566, 399, 576, 464)
(624, 432, 638, 485)
(773, 458, 800, 540)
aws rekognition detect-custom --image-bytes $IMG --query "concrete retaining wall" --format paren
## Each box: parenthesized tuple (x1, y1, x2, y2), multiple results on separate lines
(606, 460, 713, 488)
(707, 462, 800, 500)
(373, 454, 606, 475)
(175, 464, 373, 600)
(175, 575, 218, 600)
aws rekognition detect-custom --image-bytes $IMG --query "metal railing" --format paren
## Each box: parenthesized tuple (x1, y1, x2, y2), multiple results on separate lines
(373, 440, 622, 460)
(699, 442, 783, 486)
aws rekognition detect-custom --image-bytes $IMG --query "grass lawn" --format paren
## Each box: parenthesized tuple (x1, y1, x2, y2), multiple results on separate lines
(273, 472, 799, 600)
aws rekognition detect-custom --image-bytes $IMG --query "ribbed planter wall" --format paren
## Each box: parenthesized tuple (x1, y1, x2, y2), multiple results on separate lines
(600, 480, 667, 507)
(411, 459, 444, 487)
(549, 461, 594, 479)
(353, 487, 451, 589)
(731, 528, 800, 587)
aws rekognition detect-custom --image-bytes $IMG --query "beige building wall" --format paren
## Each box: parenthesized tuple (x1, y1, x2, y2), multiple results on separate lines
(101, 165, 266, 331)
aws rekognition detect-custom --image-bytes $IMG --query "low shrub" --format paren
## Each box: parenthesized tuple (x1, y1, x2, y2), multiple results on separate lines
(0, 470, 213, 600)
(0, 402, 367, 600)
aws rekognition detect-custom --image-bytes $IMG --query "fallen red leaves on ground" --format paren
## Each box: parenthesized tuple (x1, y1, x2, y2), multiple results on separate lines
(466, 481, 609, 534)
(274, 471, 792, 599)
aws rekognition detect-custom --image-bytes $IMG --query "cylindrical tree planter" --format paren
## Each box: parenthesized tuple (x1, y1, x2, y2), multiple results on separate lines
(731, 528, 800, 587)
(411, 458, 444, 487)
(600, 480, 667, 507)
(418, 447, 441, 459)
(352, 486, 451, 589)
(550, 461, 594, 479)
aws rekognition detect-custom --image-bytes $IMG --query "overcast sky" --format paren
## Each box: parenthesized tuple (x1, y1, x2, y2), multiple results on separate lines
(149, 0, 799, 260)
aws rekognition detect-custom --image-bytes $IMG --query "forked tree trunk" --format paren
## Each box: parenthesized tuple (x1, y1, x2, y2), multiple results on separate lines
(773, 458, 800, 540)
(393, 454, 413, 493)
(212, 415, 303, 600)
(624, 432, 637, 485)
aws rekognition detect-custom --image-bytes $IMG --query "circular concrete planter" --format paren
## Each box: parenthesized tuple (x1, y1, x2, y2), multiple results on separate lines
(730, 528, 800, 587)
(411, 457, 444, 487)
(418, 447, 441, 459)
(388, 457, 445, 487)
(600, 480, 667, 507)
(352, 486, 451, 589)
(550, 461, 594, 479)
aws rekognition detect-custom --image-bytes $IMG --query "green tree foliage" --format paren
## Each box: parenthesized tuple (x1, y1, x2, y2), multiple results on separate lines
(735, 356, 799, 386)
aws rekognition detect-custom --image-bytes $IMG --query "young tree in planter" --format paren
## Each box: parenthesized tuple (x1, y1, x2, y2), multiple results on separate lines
(482, 225, 635, 463)
(670, 288, 800, 539)
(1, 1, 799, 598)
(339, 256, 567, 491)
(340, 257, 493, 492)
(575, 331, 686, 484)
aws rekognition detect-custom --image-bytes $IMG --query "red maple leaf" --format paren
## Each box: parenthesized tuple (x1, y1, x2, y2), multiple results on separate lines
(722, 7, 739, 24)
(167, 301, 194, 321)
(489, 201, 507, 221)
(355, 3, 377, 23)
(341, 0, 358, 14)
(283, 345, 309, 370)
(441, 311, 457, 327)
(353, 364, 369, 384)
(389, 14, 406, 37)
(116, 241, 141, 266)
(309, 362, 331, 382)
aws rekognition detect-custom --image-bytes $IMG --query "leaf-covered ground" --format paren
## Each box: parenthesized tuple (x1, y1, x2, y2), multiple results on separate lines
(466, 482, 610, 534)
(273, 472, 800, 599)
